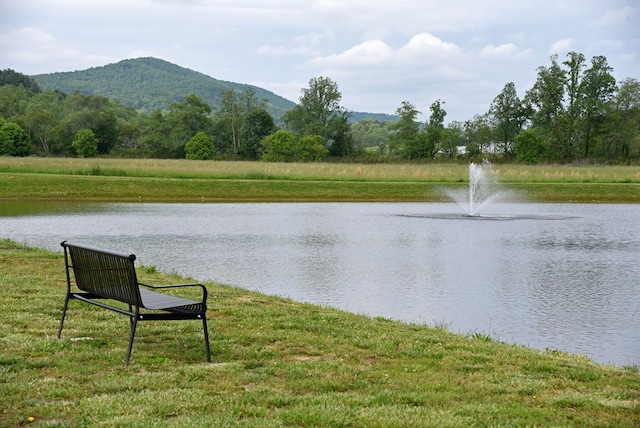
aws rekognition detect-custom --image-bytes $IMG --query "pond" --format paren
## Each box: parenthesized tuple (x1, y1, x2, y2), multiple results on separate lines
(1, 201, 638, 366)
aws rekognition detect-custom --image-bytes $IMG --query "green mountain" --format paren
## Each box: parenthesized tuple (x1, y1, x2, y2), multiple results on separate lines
(32, 57, 295, 121)
(32, 57, 398, 123)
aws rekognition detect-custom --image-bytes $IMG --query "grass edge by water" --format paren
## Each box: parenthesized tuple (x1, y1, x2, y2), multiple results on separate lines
(0, 239, 638, 427)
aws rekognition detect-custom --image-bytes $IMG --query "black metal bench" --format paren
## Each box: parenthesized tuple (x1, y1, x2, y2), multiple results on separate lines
(58, 241, 211, 365)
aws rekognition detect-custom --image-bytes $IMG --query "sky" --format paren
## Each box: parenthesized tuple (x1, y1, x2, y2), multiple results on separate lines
(1, 0, 639, 122)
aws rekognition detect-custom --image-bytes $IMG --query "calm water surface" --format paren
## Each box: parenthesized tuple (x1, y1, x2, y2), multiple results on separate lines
(1, 201, 638, 366)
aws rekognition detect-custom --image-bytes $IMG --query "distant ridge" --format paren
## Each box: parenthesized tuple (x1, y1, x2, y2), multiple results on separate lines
(32, 57, 295, 122)
(32, 57, 398, 123)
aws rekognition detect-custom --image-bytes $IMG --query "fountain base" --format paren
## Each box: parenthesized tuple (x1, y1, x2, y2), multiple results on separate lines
(400, 213, 573, 221)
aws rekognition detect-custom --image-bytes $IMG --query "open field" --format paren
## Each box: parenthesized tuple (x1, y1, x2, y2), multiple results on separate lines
(1, 157, 639, 202)
(1, 239, 638, 427)
(2, 156, 640, 182)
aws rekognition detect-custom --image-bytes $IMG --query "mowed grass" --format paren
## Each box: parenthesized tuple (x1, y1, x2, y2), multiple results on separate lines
(1, 157, 639, 202)
(1, 239, 638, 427)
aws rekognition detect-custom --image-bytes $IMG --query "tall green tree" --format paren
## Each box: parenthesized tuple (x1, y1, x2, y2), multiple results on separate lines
(217, 88, 242, 155)
(425, 99, 447, 158)
(524, 55, 568, 160)
(19, 90, 66, 153)
(523, 52, 619, 162)
(489, 82, 524, 157)
(578, 55, 616, 158)
(605, 78, 640, 160)
(240, 107, 276, 159)
(563, 51, 587, 158)
(390, 101, 423, 158)
(283, 76, 353, 157)
(214, 87, 274, 158)
(463, 114, 493, 159)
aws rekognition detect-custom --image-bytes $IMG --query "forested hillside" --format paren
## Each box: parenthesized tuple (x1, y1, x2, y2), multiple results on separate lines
(32, 58, 296, 122)
(32, 58, 399, 124)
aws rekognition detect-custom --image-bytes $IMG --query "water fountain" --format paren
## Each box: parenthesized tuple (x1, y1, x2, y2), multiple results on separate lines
(401, 160, 570, 221)
(460, 160, 501, 217)
(429, 160, 505, 218)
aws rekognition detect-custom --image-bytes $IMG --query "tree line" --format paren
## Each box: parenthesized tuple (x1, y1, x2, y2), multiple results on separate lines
(383, 52, 639, 163)
(1, 51, 638, 163)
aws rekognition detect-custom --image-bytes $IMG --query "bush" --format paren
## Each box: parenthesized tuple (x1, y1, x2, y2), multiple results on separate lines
(297, 135, 328, 161)
(72, 129, 99, 158)
(261, 130, 297, 162)
(0, 121, 31, 156)
(185, 131, 214, 160)
(261, 131, 328, 162)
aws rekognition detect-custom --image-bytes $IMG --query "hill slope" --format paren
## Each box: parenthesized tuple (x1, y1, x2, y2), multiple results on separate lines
(32, 57, 398, 123)
(32, 57, 296, 121)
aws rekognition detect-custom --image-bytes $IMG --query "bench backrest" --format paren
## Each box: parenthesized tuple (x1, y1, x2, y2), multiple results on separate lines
(62, 241, 142, 306)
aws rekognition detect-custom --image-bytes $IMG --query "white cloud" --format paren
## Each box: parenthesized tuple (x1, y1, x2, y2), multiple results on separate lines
(399, 33, 463, 58)
(309, 39, 393, 67)
(309, 32, 465, 70)
(549, 38, 576, 55)
(0, 27, 114, 73)
(0, 27, 71, 59)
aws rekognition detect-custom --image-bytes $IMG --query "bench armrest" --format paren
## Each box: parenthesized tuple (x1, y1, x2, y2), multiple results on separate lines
(139, 282, 208, 303)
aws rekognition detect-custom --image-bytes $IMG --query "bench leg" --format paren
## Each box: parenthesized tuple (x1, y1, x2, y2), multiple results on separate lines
(125, 316, 138, 366)
(202, 316, 211, 363)
(57, 295, 70, 339)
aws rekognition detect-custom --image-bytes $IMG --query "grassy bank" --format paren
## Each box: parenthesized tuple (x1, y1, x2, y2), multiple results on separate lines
(1, 157, 639, 202)
(1, 239, 638, 427)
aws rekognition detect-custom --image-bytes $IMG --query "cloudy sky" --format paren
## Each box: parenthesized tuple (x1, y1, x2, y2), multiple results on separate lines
(2, 0, 638, 122)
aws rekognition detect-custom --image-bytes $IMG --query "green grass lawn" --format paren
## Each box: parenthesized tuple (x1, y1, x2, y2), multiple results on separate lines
(1, 239, 638, 427)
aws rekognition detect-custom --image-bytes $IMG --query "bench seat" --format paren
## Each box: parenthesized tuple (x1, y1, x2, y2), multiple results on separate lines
(139, 288, 203, 312)
(58, 241, 211, 365)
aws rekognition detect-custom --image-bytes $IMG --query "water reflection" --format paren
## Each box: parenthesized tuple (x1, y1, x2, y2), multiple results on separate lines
(0, 200, 638, 366)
